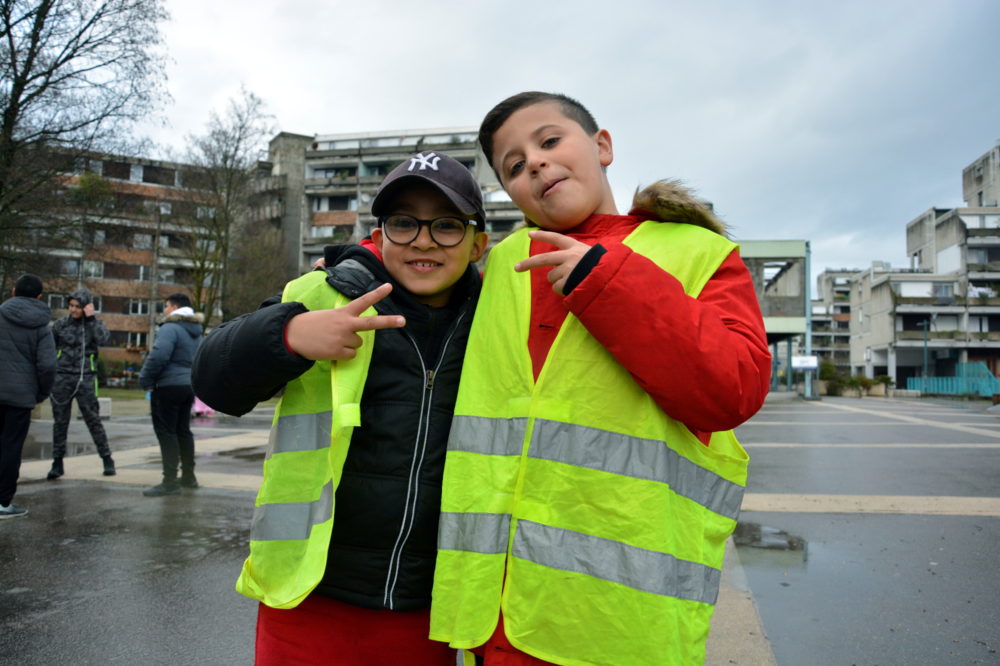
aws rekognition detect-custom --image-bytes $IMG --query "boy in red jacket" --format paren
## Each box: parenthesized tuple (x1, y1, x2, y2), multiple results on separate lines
(430, 92, 771, 665)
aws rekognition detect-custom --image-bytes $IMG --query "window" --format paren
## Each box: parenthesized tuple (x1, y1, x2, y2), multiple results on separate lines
(91, 229, 106, 245)
(102, 161, 131, 180)
(128, 299, 150, 315)
(90, 295, 102, 312)
(48, 294, 66, 309)
(329, 196, 357, 211)
(134, 233, 153, 249)
(142, 165, 176, 186)
(137, 265, 151, 282)
(82, 260, 103, 279)
(158, 268, 175, 284)
(159, 234, 170, 249)
(932, 283, 953, 299)
(60, 259, 79, 276)
(197, 206, 215, 219)
(127, 332, 148, 348)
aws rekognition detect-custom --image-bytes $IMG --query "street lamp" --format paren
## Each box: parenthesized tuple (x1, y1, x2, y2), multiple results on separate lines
(917, 319, 930, 378)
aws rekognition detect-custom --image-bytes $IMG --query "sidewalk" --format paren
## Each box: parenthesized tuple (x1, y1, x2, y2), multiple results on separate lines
(13, 402, 775, 665)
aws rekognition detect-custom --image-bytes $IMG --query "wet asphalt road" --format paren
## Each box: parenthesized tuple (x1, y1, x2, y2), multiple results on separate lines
(0, 483, 257, 665)
(735, 394, 1000, 665)
(2, 405, 268, 666)
(3, 395, 999, 665)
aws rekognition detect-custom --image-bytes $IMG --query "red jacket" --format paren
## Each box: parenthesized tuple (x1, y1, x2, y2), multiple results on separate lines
(526, 213, 771, 441)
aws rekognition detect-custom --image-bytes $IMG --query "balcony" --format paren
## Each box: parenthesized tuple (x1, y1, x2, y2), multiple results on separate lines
(897, 330, 964, 341)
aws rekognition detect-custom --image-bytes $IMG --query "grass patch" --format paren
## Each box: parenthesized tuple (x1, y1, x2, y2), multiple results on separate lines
(100, 387, 149, 401)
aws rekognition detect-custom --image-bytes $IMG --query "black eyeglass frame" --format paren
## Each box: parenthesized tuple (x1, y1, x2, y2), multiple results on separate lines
(377, 215, 478, 247)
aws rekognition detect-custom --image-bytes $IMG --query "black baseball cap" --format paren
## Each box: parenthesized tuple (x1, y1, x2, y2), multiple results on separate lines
(371, 151, 486, 226)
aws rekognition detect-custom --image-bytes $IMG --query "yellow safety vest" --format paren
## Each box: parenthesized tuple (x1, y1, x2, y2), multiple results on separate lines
(430, 222, 749, 666)
(235, 270, 376, 609)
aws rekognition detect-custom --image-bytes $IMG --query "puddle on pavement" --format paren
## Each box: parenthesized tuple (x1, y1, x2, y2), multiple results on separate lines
(214, 448, 266, 462)
(21, 435, 108, 461)
(734, 521, 809, 570)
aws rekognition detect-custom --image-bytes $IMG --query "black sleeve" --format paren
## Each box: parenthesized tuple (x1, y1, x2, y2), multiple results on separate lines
(562, 243, 608, 295)
(192, 301, 314, 416)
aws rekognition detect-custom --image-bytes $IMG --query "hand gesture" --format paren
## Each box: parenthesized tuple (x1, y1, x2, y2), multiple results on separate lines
(285, 283, 405, 360)
(514, 230, 591, 295)
(83, 303, 95, 317)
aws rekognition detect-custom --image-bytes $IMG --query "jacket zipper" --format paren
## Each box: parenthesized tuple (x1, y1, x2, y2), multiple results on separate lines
(382, 306, 469, 609)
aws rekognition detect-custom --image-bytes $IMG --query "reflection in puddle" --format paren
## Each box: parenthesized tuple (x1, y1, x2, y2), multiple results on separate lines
(734, 522, 809, 570)
(734, 522, 806, 551)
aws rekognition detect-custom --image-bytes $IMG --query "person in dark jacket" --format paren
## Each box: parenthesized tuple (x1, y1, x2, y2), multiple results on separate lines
(139, 293, 204, 497)
(47, 288, 115, 479)
(0, 274, 57, 519)
(192, 152, 488, 666)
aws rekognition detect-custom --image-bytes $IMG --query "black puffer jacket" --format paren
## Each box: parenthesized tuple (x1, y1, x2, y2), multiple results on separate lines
(192, 245, 480, 611)
(0, 296, 57, 408)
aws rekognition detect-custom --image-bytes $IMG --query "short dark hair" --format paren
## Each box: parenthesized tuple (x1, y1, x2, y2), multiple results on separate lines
(13, 273, 43, 298)
(166, 293, 191, 309)
(479, 92, 599, 169)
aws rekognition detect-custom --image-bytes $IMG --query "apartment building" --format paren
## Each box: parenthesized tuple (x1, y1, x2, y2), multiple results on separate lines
(262, 128, 523, 276)
(962, 140, 1000, 208)
(811, 269, 856, 374)
(850, 142, 1000, 383)
(34, 155, 219, 367)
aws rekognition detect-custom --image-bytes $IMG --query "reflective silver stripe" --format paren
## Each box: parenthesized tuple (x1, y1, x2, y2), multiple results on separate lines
(513, 520, 722, 605)
(266, 411, 332, 458)
(447, 415, 526, 457)
(438, 512, 510, 554)
(250, 482, 334, 542)
(530, 419, 744, 520)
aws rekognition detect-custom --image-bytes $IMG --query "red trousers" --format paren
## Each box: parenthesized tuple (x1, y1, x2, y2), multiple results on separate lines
(473, 614, 554, 665)
(255, 595, 455, 665)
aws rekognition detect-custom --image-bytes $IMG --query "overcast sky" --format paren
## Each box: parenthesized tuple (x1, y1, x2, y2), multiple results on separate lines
(140, 0, 1000, 283)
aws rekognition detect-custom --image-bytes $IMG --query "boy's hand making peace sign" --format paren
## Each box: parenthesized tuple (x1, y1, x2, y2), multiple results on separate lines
(514, 230, 592, 295)
(285, 283, 405, 361)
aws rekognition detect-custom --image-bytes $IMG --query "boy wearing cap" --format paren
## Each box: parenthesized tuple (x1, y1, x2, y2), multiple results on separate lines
(191, 151, 488, 665)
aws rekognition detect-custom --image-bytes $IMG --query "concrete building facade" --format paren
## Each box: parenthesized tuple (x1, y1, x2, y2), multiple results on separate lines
(962, 139, 1000, 208)
(31, 154, 221, 369)
(811, 269, 856, 374)
(849, 161, 1000, 383)
(261, 127, 523, 276)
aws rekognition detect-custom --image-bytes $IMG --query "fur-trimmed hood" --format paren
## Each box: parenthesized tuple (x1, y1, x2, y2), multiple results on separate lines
(629, 180, 728, 237)
(162, 310, 205, 325)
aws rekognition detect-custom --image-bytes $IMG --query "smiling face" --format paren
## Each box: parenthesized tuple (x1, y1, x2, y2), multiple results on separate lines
(371, 181, 487, 307)
(67, 299, 84, 319)
(492, 101, 618, 231)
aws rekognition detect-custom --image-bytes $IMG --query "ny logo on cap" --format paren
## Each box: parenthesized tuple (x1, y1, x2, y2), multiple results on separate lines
(408, 152, 441, 172)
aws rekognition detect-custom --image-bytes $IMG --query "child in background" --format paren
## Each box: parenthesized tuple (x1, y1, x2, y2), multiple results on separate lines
(429, 92, 771, 665)
(192, 151, 488, 666)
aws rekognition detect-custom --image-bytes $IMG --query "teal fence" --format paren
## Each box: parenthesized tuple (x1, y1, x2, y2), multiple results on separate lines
(907, 362, 1000, 397)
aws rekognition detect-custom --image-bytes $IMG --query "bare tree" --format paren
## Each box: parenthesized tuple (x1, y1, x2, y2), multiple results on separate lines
(177, 88, 279, 327)
(224, 223, 288, 317)
(0, 0, 168, 294)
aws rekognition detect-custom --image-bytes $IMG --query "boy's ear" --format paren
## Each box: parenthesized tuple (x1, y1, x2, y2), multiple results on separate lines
(596, 129, 613, 168)
(471, 231, 489, 263)
(371, 227, 385, 251)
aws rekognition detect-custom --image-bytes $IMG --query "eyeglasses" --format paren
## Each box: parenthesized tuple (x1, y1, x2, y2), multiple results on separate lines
(378, 215, 475, 247)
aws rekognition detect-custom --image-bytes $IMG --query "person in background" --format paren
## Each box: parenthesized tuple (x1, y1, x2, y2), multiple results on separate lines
(0, 274, 57, 519)
(139, 293, 204, 497)
(47, 288, 115, 479)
